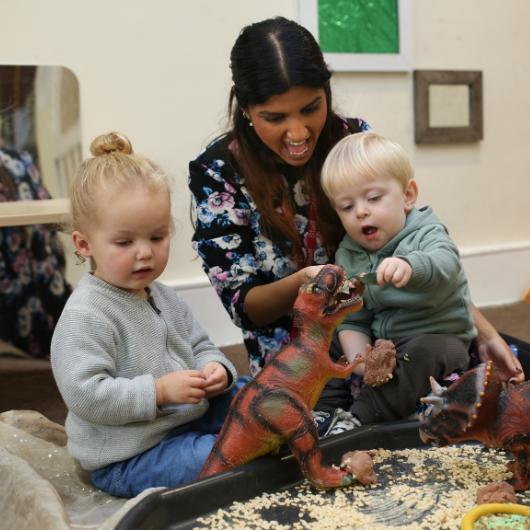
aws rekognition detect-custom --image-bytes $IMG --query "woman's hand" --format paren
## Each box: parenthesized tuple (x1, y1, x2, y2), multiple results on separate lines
(377, 257, 412, 288)
(244, 265, 326, 327)
(477, 336, 524, 383)
(155, 370, 207, 405)
(202, 362, 229, 398)
(299, 265, 326, 282)
(473, 305, 524, 383)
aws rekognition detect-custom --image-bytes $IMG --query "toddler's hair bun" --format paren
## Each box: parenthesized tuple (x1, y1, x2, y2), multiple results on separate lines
(90, 132, 133, 156)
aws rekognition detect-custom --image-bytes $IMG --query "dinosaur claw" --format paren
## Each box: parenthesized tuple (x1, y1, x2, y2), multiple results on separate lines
(341, 474, 355, 486)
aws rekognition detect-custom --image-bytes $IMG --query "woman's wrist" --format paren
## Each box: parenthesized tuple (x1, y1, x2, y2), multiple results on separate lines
(295, 268, 309, 289)
(472, 304, 497, 342)
(245, 271, 305, 327)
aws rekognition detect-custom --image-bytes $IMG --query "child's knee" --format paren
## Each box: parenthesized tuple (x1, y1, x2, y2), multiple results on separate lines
(402, 334, 469, 377)
(402, 334, 462, 358)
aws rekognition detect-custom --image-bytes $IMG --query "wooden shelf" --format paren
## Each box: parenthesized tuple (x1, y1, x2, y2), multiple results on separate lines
(0, 198, 70, 227)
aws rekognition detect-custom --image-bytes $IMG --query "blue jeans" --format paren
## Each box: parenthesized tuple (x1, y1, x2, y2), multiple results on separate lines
(91, 376, 249, 497)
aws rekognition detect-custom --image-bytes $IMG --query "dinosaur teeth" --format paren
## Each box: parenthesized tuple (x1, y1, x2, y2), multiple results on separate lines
(338, 281, 350, 294)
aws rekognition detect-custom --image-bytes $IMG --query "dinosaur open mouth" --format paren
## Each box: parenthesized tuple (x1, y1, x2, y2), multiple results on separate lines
(419, 426, 448, 447)
(323, 277, 364, 315)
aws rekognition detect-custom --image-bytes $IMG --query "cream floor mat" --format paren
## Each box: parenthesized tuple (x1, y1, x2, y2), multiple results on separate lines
(0, 410, 163, 530)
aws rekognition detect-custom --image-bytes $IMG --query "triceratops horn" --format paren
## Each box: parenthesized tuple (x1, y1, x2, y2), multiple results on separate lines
(420, 394, 445, 416)
(429, 376, 444, 396)
(420, 395, 445, 408)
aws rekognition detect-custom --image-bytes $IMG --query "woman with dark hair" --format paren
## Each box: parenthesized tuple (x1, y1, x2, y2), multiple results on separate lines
(189, 17, 523, 435)
(190, 17, 366, 376)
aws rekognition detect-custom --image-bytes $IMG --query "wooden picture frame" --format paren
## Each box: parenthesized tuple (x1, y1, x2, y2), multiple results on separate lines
(298, 0, 412, 72)
(0, 65, 80, 227)
(413, 70, 483, 144)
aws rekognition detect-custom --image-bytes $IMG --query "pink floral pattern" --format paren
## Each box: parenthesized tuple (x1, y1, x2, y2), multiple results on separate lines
(189, 118, 368, 375)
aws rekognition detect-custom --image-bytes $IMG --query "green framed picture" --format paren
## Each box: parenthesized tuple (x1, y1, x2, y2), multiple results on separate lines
(298, 0, 411, 72)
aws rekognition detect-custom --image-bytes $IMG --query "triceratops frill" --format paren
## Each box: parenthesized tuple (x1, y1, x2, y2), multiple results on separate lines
(419, 361, 529, 490)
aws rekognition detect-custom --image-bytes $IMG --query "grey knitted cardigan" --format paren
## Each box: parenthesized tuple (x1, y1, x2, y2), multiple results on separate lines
(51, 273, 237, 471)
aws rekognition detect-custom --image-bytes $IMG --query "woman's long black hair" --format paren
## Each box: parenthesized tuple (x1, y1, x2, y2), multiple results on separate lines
(229, 17, 347, 262)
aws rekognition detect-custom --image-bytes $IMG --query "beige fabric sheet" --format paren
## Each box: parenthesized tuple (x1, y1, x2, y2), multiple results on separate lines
(0, 410, 163, 530)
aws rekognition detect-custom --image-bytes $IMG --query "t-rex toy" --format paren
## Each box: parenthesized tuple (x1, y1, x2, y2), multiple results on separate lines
(419, 361, 530, 490)
(199, 264, 365, 488)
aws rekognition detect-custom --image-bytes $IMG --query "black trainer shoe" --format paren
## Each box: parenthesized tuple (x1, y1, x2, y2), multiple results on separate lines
(323, 408, 362, 437)
(312, 409, 333, 436)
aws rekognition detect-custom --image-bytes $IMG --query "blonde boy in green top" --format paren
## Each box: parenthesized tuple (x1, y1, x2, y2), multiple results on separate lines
(320, 132, 476, 424)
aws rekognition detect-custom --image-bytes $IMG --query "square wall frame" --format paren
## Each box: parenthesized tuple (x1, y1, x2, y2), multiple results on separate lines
(298, 0, 412, 72)
(413, 70, 483, 144)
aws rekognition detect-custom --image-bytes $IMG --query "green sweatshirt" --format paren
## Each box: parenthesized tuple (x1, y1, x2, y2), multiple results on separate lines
(335, 206, 477, 344)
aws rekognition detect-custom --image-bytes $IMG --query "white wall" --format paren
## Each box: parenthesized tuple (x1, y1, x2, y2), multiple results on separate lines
(3, 0, 529, 344)
(2, 0, 300, 279)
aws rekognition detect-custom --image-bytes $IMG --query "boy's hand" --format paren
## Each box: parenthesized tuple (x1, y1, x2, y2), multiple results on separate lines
(202, 362, 229, 398)
(350, 354, 366, 377)
(155, 370, 207, 405)
(362, 339, 397, 387)
(377, 257, 412, 288)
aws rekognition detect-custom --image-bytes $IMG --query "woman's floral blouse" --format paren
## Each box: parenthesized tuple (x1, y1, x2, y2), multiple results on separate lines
(0, 147, 71, 357)
(189, 117, 368, 376)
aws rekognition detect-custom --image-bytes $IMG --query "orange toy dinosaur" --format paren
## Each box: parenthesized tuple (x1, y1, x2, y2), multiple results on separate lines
(199, 264, 365, 488)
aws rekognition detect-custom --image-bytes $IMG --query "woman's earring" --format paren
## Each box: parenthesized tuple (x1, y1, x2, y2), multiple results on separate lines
(243, 111, 253, 127)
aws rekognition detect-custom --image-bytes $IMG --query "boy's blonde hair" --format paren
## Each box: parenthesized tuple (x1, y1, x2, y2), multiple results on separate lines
(321, 132, 414, 200)
(70, 132, 170, 230)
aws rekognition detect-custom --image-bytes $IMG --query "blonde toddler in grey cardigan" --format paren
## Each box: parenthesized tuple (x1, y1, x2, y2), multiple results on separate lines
(50, 132, 239, 496)
(51, 273, 237, 471)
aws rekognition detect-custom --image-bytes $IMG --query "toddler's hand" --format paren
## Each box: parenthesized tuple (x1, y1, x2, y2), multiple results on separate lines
(351, 356, 366, 377)
(155, 370, 207, 405)
(202, 362, 229, 398)
(377, 257, 412, 288)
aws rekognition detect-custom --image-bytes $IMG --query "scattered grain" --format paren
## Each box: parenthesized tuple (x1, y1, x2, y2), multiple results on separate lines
(193, 444, 529, 530)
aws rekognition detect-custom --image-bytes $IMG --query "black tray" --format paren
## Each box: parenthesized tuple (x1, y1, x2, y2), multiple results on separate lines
(115, 334, 530, 530)
(115, 420, 423, 530)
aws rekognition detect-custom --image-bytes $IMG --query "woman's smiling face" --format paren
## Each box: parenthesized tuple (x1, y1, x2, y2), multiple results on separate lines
(246, 85, 328, 166)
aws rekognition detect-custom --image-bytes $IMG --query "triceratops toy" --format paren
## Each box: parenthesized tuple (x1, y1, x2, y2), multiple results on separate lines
(419, 361, 530, 490)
